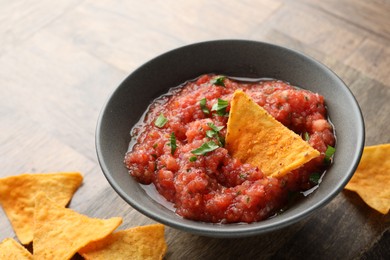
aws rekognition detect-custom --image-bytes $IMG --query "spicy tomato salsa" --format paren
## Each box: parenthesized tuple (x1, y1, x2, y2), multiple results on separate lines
(124, 75, 335, 223)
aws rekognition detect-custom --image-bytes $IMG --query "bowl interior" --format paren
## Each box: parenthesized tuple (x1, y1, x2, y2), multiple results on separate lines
(96, 40, 364, 238)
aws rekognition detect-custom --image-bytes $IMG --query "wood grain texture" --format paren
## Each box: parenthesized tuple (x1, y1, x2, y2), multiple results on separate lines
(0, 0, 389, 259)
(296, 0, 390, 40)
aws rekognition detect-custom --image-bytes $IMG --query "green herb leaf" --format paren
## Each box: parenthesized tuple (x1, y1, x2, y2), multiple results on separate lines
(206, 130, 215, 138)
(207, 122, 224, 132)
(154, 113, 168, 128)
(199, 98, 210, 115)
(219, 136, 225, 147)
(206, 122, 225, 147)
(211, 76, 226, 87)
(170, 132, 177, 155)
(324, 145, 336, 164)
(304, 132, 310, 142)
(211, 99, 229, 116)
(191, 141, 219, 155)
(309, 172, 321, 185)
(189, 156, 197, 162)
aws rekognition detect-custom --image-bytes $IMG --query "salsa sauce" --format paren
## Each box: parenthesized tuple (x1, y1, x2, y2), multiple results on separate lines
(124, 74, 335, 223)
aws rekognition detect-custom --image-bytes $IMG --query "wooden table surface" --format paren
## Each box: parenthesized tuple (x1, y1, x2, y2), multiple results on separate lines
(1, 0, 389, 259)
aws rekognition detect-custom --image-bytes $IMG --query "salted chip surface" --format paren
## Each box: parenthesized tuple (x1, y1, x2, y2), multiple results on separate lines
(345, 144, 390, 214)
(79, 224, 167, 260)
(0, 172, 83, 244)
(33, 192, 122, 260)
(225, 90, 320, 177)
(0, 238, 33, 260)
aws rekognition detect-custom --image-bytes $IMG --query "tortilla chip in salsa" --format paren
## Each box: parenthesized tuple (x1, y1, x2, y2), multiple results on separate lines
(226, 90, 320, 177)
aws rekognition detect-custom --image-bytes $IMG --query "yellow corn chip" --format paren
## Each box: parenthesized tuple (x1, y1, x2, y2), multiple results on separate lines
(345, 144, 390, 214)
(79, 224, 167, 260)
(0, 238, 33, 260)
(0, 172, 83, 244)
(225, 90, 320, 177)
(33, 192, 122, 260)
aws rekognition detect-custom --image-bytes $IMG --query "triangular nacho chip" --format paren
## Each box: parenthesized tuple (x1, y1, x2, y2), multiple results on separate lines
(225, 90, 320, 177)
(0, 172, 83, 244)
(0, 238, 33, 260)
(79, 224, 167, 260)
(33, 192, 122, 260)
(345, 144, 390, 214)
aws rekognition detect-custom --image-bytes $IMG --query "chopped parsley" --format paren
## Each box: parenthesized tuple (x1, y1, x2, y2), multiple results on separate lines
(211, 98, 229, 116)
(199, 98, 210, 115)
(309, 172, 321, 185)
(324, 145, 336, 164)
(169, 132, 177, 155)
(191, 141, 219, 155)
(304, 132, 310, 142)
(218, 136, 225, 147)
(189, 156, 197, 162)
(206, 122, 225, 146)
(206, 130, 215, 138)
(211, 76, 226, 87)
(154, 113, 168, 128)
(208, 122, 224, 132)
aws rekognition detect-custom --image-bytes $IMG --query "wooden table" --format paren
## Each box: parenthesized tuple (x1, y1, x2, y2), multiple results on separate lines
(1, 0, 389, 259)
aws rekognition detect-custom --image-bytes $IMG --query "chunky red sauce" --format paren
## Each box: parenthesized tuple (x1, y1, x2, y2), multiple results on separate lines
(124, 75, 335, 223)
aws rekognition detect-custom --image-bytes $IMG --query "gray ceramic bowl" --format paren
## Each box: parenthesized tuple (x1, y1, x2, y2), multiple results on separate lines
(96, 40, 364, 238)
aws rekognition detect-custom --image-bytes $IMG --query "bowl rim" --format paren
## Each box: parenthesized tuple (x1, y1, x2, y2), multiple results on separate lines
(95, 39, 365, 238)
